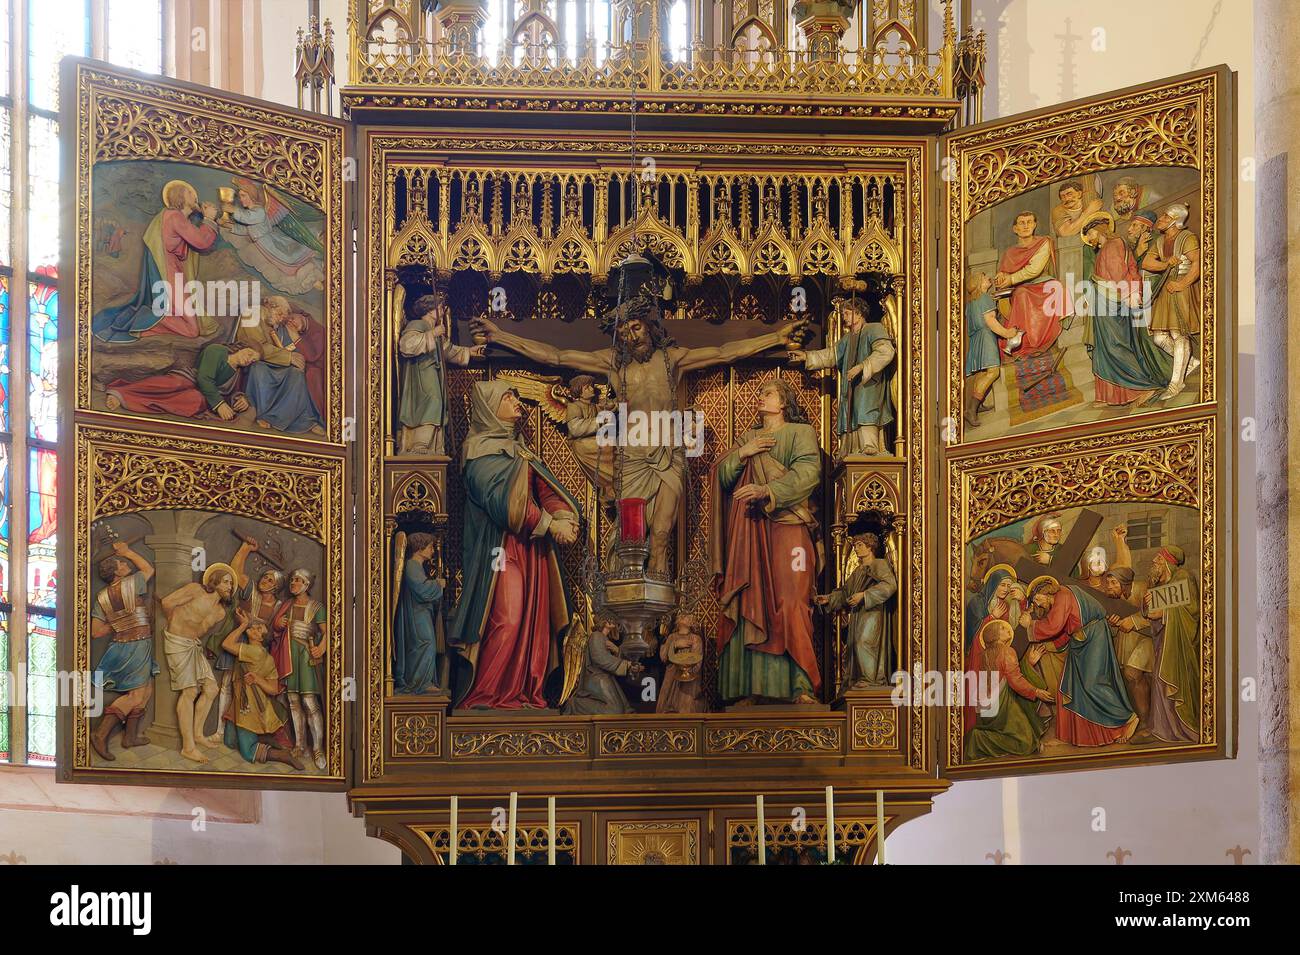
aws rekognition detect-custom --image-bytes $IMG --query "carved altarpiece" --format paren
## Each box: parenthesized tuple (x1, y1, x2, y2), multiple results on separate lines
(56, 2, 1236, 863)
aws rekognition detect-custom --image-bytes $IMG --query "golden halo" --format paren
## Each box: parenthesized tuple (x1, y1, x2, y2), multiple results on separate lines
(1026, 574, 1059, 596)
(976, 617, 1014, 649)
(983, 562, 1017, 584)
(202, 562, 237, 589)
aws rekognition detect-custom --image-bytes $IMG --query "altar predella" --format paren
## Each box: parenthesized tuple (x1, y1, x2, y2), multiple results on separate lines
(56, 0, 1237, 864)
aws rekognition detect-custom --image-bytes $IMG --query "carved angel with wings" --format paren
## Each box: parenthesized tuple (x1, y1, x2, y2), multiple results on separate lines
(495, 371, 616, 503)
(559, 614, 640, 715)
(221, 177, 326, 295)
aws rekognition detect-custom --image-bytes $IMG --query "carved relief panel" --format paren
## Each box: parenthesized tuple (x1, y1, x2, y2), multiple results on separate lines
(940, 67, 1235, 776)
(58, 62, 351, 788)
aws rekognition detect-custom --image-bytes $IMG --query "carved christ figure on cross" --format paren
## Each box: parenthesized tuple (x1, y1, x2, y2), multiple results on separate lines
(470, 302, 806, 575)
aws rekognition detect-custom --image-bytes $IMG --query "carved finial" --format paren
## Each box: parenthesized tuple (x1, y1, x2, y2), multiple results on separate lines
(1225, 845, 1252, 864)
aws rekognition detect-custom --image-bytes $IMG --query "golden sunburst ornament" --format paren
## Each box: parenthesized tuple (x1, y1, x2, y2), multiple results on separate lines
(624, 834, 683, 865)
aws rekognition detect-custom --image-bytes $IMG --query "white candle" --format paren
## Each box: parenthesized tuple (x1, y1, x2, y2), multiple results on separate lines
(825, 785, 836, 864)
(507, 792, 518, 866)
(876, 789, 887, 865)
(547, 797, 556, 866)
(756, 795, 766, 866)
(449, 796, 458, 867)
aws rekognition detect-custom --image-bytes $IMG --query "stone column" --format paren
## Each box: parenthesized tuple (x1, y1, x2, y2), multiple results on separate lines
(143, 511, 209, 748)
(1256, 0, 1300, 865)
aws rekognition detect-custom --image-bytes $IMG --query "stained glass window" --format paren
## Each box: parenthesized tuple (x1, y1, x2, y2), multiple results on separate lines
(0, 614, 9, 763)
(28, 278, 55, 440)
(25, 612, 55, 763)
(0, 443, 10, 604)
(27, 447, 55, 611)
(1, 1, 165, 767)
(27, 115, 60, 276)
(27, 0, 89, 112)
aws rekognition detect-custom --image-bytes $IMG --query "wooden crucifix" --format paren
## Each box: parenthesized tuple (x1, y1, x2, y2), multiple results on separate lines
(1013, 509, 1141, 619)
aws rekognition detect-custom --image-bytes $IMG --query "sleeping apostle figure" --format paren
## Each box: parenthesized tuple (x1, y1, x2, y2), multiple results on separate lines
(711, 378, 822, 706)
(104, 345, 261, 422)
(392, 532, 445, 695)
(448, 381, 582, 710)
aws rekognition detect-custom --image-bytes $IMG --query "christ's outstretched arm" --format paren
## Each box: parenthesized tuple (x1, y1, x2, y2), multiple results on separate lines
(471, 317, 611, 374)
(672, 322, 804, 375)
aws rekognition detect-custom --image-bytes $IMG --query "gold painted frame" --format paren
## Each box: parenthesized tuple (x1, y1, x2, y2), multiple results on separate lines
(942, 415, 1233, 777)
(356, 128, 934, 785)
(938, 67, 1236, 777)
(58, 425, 348, 788)
(64, 60, 349, 447)
(940, 66, 1234, 448)
(58, 60, 353, 789)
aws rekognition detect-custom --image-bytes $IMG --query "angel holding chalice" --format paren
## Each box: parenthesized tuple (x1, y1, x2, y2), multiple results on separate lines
(656, 612, 707, 714)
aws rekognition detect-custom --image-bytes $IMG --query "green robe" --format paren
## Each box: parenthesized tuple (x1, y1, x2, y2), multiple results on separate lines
(195, 343, 241, 410)
(714, 421, 821, 702)
(397, 319, 449, 430)
(1157, 569, 1201, 736)
(964, 655, 1047, 761)
(825, 557, 896, 686)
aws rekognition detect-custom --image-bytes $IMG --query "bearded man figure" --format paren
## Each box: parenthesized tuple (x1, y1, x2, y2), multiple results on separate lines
(1022, 577, 1137, 747)
(1142, 546, 1201, 743)
(471, 253, 804, 576)
(160, 563, 239, 763)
